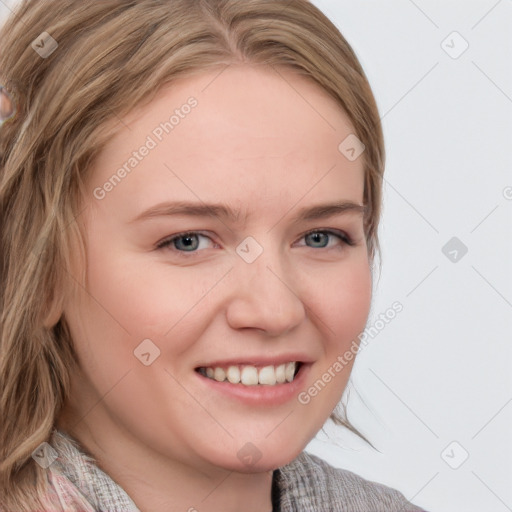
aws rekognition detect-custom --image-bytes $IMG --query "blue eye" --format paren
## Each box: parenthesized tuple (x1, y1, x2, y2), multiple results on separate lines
(156, 232, 214, 253)
(301, 229, 354, 249)
(156, 229, 354, 256)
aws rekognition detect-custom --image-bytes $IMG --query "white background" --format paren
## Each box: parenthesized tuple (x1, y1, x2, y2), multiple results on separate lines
(1, 1, 511, 511)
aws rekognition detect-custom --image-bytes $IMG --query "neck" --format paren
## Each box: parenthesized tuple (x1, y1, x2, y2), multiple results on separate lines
(118, 465, 275, 512)
(56, 414, 275, 512)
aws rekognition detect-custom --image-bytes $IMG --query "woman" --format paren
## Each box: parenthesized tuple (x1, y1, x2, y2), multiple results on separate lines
(0, 0, 428, 510)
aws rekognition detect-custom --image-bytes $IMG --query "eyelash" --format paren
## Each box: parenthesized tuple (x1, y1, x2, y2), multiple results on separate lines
(155, 229, 355, 256)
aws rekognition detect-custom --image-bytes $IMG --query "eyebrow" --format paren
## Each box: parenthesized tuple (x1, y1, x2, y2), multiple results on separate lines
(130, 200, 366, 224)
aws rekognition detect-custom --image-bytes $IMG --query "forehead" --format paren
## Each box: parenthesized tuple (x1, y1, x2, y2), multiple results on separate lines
(86, 64, 364, 221)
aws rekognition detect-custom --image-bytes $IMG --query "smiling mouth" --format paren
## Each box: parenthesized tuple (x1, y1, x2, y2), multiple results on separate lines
(196, 362, 303, 386)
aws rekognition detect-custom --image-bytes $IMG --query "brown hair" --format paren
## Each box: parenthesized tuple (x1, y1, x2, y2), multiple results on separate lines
(0, 0, 384, 509)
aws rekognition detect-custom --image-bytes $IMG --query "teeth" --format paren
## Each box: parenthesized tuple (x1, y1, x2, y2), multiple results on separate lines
(213, 367, 226, 382)
(285, 362, 296, 383)
(275, 364, 286, 384)
(200, 362, 299, 386)
(240, 366, 259, 386)
(259, 365, 277, 386)
(226, 365, 241, 384)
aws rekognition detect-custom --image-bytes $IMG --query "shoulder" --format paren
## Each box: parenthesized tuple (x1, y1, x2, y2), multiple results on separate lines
(276, 451, 427, 512)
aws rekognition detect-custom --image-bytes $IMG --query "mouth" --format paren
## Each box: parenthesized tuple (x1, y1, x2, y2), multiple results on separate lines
(195, 362, 303, 386)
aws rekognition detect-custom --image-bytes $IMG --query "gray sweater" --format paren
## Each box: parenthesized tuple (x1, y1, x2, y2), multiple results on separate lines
(48, 430, 427, 511)
(275, 451, 426, 511)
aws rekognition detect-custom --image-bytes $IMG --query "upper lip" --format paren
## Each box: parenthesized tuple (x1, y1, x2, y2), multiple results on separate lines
(195, 354, 314, 368)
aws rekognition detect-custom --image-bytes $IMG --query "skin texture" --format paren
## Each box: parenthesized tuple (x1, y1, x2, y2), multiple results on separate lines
(56, 64, 372, 512)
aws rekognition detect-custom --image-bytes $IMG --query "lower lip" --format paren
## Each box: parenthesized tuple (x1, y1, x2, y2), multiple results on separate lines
(196, 364, 311, 406)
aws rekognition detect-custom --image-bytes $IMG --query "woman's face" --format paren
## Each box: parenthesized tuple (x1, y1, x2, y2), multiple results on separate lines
(59, 64, 372, 473)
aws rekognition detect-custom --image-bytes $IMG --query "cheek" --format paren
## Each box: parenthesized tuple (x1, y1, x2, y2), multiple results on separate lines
(291, 259, 371, 447)
(73, 246, 232, 373)
(308, 256, 372, 345)
(82, 249, 204, 337)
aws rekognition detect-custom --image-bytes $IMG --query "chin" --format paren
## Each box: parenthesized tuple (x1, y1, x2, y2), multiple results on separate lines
(203, 435, 310, 474)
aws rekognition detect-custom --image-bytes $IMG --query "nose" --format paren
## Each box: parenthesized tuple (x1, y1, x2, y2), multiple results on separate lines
(225, 245, 306, 337)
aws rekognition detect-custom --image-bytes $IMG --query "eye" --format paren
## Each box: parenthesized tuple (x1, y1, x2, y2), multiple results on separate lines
(156, 231, 216, 254)
(156, 229, 354, 256)
(297, 229, 355, 250)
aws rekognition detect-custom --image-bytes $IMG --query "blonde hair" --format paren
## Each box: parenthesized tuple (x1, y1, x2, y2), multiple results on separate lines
(0, 0, 384, 509)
